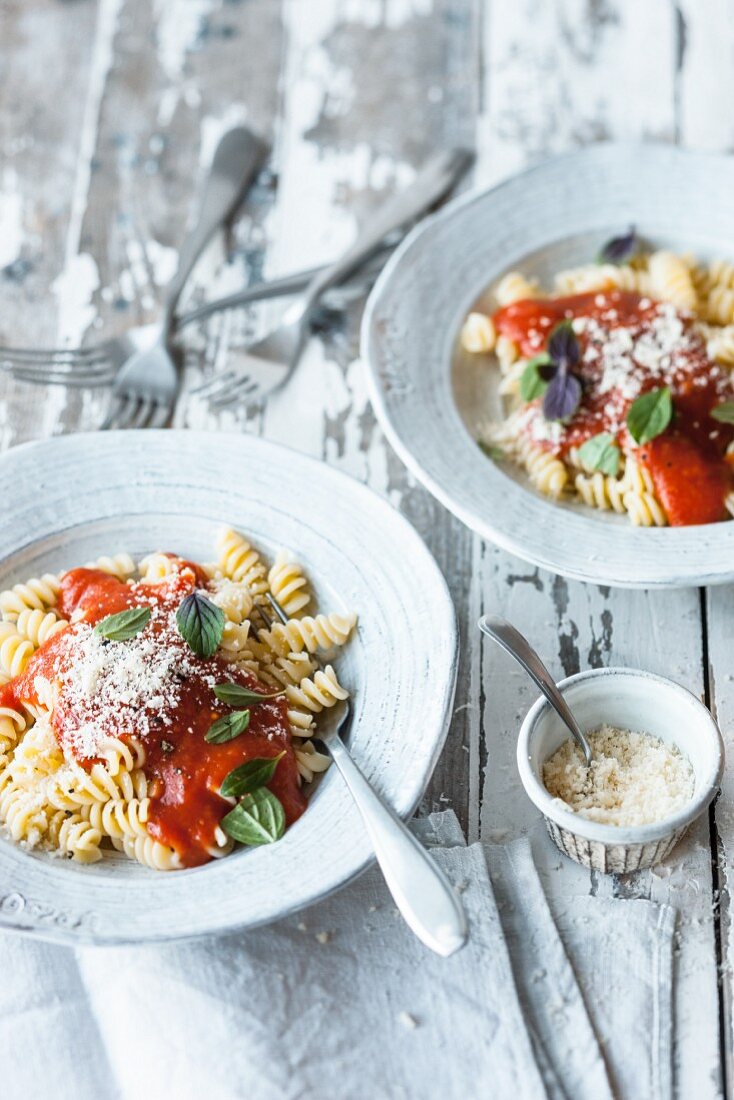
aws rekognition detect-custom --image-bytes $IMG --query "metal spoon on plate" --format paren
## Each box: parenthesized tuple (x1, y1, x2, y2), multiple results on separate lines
(478, 616, 594, 766)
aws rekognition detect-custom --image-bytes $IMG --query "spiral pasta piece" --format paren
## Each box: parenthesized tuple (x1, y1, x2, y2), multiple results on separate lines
(96, 736, 146, 776)
(622, 489, 667, 527)
(52, 812, 103, 863)
(495, 272, 538, 307)
(60, 760, 148, 805)
(460, 312, 496, 353)
(0, 622, 35, 678)
(516, 440, 569, 498)
(137, 552, 177, 582)
(705, 326, 734, 367)
(573, 456, 666, 525)
(497, 357, 528, 397)
(205, 826, 235, 860)
(268, 551, 311, 616)
(554, 263, 650, 296)
(250, 650, 316, 696)
(495, 335, 520, 372)
(15, 608, 69, 648)
(706, 285, 734, 325)
(216, 528, 268, 595)
(219, 620, 252, 656)
(85, 553, 136, 580)
(209, 578, 254, 623)
(708, 259, 734, 290)
(0, 784, 48, 846)
(0, 705, 27, 758)
(83, 797, 150, 840)
(574, 471, 628, 514)
(285, 665, 349, 720)
(117, 833, 181, 871)
(295, 740, 331, 783)
(648, 251, 697, 312)
(7, 718, 64, 785)
(0, 573, 60, 620)
(258, 612, 356, 658)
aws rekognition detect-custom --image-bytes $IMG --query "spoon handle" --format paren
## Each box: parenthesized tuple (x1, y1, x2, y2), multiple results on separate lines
(326, 732, 468, 957)
(478, 616, 593, 766)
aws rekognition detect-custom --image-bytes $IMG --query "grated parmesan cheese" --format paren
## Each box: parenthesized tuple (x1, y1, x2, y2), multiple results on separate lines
(42, 604, 221, 759)
(542, 724, 695, 827)
(518, 297, 729, 452)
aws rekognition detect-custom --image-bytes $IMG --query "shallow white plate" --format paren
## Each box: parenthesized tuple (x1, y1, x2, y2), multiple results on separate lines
(0, 431, 458, 944)
(362, 143, 734, 588)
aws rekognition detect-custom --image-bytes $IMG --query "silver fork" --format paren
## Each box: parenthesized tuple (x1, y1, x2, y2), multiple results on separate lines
(195, 147, 474, 410)
(0, 149, 472, 396)
(256, 592, 468, 957)
(99, 126, 268, 430)
(0, 244, 395, 389)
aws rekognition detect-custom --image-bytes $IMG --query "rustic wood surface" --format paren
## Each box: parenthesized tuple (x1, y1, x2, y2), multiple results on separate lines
(0, 1, 730, 1094)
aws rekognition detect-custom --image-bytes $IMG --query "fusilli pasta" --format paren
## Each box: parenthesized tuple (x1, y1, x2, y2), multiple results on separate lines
(0, 529, 357, 870)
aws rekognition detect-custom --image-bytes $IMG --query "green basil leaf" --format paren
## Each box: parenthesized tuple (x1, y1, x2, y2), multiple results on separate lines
(711, 401, 734, 425)
(220, 752, 285, 798)
(213, 682, 284, 707)
(478, 441, 504, 461)
(205, 709, 251, 744)
(221, 788, 286, 845)
(94, 607, 151, 642)
(176, 591, 225, 658)
(577, 432, 621, 476)
(519, 355, 552, 401)
(626, 387, 673, 445)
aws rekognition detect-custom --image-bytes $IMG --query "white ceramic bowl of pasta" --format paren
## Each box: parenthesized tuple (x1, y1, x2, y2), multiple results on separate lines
(362, 142, 734, 587)
(517, 667, 724, 873)
(0, 431, 458, 945)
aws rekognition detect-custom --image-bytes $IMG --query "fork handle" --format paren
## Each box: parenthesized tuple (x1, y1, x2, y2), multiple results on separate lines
(164, 127, 269, 326)
(303, 147, 473, 309)
(326, 733, 468, 957)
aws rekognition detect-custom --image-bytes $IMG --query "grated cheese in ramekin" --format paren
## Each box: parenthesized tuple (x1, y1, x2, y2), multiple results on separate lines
(542, 724, 695, 827)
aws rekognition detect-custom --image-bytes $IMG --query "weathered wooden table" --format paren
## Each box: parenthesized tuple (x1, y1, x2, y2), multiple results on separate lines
(2, 2, 731, 1093)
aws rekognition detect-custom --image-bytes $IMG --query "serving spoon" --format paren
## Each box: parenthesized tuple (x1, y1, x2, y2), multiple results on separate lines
(478, 616, 594, 766)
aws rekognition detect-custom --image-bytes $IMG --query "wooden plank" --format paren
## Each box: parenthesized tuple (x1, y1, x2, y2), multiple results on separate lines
(479, 2, 721, 1096)
(0, 0, 99, 447)
(677, 0, 734, 151)
(209, 0, 482, 835)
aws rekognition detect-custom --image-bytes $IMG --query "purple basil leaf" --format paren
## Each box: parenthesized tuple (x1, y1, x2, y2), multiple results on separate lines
(547, 321, 579, 367)
(537, 362, 558, 382)
(543, 371, 582, 421)
(597, 226, 639, 265)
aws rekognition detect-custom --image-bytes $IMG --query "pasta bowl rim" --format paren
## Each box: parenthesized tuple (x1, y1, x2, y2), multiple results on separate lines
(517, 666, 724, 847)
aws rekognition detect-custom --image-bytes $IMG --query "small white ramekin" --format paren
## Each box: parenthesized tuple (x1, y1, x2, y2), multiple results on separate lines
(517, 667, 725, 874)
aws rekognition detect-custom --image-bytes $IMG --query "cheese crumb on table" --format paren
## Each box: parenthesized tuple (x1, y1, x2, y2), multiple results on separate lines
(542, 724, 695, 827)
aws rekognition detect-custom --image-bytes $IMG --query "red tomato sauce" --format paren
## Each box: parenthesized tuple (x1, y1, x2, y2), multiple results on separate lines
(0, 563, 306, 867)
(493, 291, 734, 526)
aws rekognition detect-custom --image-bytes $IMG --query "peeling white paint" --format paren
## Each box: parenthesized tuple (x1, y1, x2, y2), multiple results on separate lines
(199, 104, 250, 171)
(0, 178, 23, 269)
(51, 253, 101, 347)
(154, 0, 213, 82)
(52, 0, 122, 352)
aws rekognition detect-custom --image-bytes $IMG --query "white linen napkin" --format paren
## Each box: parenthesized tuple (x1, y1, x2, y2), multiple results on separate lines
(549, 892, 675, 1099)
(0, 811, 675, 1100)
(486, 831, 675, 1100)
